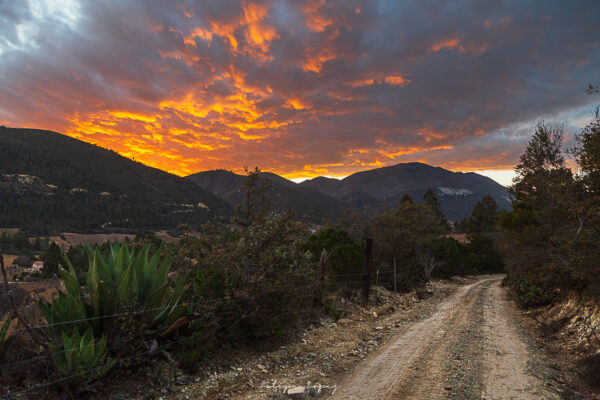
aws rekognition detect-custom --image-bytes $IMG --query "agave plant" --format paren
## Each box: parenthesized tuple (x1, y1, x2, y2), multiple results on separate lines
(39, 243, 188, 339)
(0, 316, 11, 358)
(50, 328, 115, 385)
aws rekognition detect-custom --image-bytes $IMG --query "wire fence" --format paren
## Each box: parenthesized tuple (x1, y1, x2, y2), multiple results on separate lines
(1, 334, 198, 399)
(0, 265, 399, 397)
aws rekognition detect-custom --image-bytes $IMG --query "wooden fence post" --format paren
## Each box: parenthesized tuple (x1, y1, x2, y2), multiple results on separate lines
(314, 248, 328, 307)
(361, 238, 373, 305)
(393, 257, 397, 296)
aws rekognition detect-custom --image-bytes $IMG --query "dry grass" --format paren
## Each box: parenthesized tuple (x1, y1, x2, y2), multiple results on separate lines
(445, 233, 469, 243)
(49, 231, 179, 249)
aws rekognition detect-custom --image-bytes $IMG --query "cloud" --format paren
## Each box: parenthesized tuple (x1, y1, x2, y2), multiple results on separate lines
(0, 0, 599, 180)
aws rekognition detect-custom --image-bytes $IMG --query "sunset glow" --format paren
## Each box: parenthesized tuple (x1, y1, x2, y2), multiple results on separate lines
(1, 1, 599, 182)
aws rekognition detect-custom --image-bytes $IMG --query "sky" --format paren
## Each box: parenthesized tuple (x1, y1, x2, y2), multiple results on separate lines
(0, 1, 599, 186)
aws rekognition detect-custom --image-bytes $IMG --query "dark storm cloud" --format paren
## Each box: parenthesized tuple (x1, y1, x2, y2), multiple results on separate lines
(0, 0, 598, 178)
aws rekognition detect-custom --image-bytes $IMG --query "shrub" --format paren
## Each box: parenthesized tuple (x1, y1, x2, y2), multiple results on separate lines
(303, 228, 362, 291)
(183, 211, 314, 347)
(510, 276, 555, 308)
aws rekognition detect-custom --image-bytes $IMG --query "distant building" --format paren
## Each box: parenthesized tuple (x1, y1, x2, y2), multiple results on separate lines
(31, 261, 44, 272)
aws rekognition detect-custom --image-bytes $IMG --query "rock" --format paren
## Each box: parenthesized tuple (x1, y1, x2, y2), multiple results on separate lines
(287, 386, 307, 399)
(375, 326, 384, 330)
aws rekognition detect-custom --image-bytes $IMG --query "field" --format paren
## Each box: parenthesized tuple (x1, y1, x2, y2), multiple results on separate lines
(49, 231, 178, 249)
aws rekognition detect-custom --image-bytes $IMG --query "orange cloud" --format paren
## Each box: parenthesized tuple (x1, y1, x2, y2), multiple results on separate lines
(284, 98, 312, 110)
(184, 27, 213, 47)
(303, 47, 336, 73)
(384, 75, 409, 86)
(430, 38, 461, 53)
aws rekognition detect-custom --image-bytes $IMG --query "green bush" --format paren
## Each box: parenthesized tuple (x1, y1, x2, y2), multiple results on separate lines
(303, 228, 362, 291)
(511, 277, 555, 308)
(183, 211, 314, 347)
(430, 236, 504, 278)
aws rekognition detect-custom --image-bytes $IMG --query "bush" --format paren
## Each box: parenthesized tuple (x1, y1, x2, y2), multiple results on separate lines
(183, 211, 314, 348)
(510, 276, 555, 308)
(303, 228, 362, 292)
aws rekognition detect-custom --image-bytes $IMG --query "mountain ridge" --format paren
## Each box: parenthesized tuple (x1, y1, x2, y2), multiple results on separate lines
(188, 162, 511, 220)
(0, 127, 232, 233)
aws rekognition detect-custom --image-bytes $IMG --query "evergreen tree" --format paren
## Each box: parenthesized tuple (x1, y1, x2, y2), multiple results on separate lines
(468, 195, 498, 234)
(40, 241, 62, 276)
(423, 188, 448, 230)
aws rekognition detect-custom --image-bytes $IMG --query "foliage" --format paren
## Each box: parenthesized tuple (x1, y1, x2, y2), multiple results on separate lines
(499, 115, 600, 307)
(465, 195, 499, 235)
(0, 231, 46, 254)
(423, 188, 448, 230)
(430, 236, 504, 278)
(39, 243, 188, 345)
(372, 196, 446, 284)
(50, 328, 115, 385)
(179, 169, 314, 354)
(0, 128, 231, 235)
(40, 241, 62, 276)
(303, 228, 363, 290)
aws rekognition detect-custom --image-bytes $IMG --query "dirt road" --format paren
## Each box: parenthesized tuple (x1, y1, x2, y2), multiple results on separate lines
(331, 277, 560, 400)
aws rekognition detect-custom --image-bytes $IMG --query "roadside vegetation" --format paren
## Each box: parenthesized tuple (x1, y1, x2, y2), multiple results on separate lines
(0, 165, 505, 397)
(498, 110, 600, 308)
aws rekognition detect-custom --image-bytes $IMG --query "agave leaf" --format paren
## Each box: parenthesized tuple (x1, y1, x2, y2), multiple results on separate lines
(116, 262, 135, 308)
(132, 248, 147, 300)
(113, 244, 129, 280)
(153, 255, 172, 292)
(93, 336, 108, 366)
(59, 267, 82, 299)
(151, 279, 185, 327)
(96, 251, 114, 292)
(145, 244, 163, 289)
(110, 243, 119, 265)
(143, 285, 170, 323)
(80, 330, 95, 365)
(86, 252, 99, 296)
(61, 253, 77, 277)
(160, 315, 188, 337)
(0, 317, 11, 343)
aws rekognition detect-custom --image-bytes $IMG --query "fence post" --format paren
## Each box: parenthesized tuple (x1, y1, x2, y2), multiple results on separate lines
(314, 248, 328, 307)
(393, 257, 397, 296)
(361, 238, 373, 305)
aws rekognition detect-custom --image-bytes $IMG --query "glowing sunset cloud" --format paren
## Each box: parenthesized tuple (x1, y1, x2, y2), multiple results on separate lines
(0, 0, 599, 182)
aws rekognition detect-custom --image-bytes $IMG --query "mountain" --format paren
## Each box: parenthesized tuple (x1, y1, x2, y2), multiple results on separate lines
(0, 127, 231, 233)
(187, 163, 511, 222)
(299, 162, 511, 220)
(186, 170, 343, 221)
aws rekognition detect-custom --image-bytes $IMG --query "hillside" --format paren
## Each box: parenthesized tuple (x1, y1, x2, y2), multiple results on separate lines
(186, 170, 344, 221)
(300, 162, 511, 220)
(187, 163, 511, 221)
(0, 127, 231, 233)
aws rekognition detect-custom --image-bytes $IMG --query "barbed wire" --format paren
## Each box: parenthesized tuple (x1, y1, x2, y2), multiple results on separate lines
(3, 301, 193, 335)
(1, 334, 198, 399)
